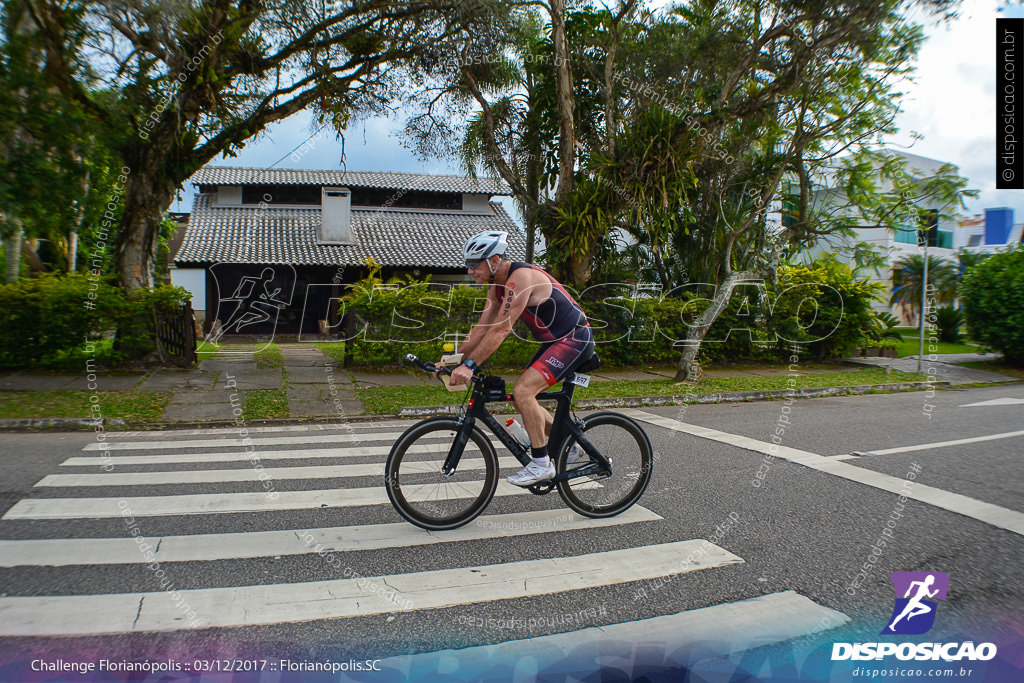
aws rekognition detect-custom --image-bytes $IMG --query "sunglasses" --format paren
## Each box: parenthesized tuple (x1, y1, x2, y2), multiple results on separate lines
(465, 260, 482, 270)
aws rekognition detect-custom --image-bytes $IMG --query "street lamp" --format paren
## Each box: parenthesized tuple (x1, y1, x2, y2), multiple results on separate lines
(892, 222, 928, 375)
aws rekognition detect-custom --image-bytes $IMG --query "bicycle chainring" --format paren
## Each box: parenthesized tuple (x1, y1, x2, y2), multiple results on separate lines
(526, 481, 555, 495)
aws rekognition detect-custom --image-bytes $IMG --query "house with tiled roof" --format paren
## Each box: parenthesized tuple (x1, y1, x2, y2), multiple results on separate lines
(171, 166, 525, 335)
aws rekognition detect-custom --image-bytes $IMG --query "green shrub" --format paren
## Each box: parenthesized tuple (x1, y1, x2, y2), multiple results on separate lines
(960, 247, 1024, 365)
(341, 259, 876, 368)
(767, 259, 885, 360)
(0, 273, 120, 367)
(0, 273, 192, 369)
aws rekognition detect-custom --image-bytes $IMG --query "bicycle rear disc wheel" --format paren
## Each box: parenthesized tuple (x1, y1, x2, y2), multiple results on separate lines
(385, 418, 498, 531)
(556, 412, 653, 517)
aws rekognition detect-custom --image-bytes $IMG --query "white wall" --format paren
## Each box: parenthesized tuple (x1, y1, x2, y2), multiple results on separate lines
(171, 268, 206, 313)
(462, 194, 493, 214)
(216, 186, 242, 206)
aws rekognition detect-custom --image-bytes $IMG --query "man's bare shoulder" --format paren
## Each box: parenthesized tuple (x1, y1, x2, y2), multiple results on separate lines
(505, 265, 552, 302)
(505, 264, 549, 287)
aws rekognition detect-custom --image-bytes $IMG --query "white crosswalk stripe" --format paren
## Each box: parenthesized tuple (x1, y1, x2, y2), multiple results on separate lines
(61, 441, 486, 467)
(0, 540, 744, 636)
(0, 507, 663, 567)
(82, 431, 416, 451)
(0, 422, 848, 650)
(4, 480, 593, 519)
(39, 457, 491, 486)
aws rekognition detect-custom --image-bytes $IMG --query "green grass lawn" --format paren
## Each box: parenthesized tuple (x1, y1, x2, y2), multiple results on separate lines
(313, 343, 346, 365)
(242, 388, 289, 420)
(254, 343, 285, 369)
(894, 334, 979, 357)
(0, 390, 172, 422)
(356, 367, 929, 415)
(196, 340, 220, 363)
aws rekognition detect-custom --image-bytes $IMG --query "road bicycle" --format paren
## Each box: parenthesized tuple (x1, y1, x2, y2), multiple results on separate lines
(384, 352, 654, 531)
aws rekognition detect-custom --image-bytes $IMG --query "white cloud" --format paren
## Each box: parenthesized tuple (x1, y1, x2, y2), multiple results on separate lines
(888, 0, 1024, 223)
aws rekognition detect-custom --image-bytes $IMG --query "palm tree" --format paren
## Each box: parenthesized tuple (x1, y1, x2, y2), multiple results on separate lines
(890, 254, 957, 325)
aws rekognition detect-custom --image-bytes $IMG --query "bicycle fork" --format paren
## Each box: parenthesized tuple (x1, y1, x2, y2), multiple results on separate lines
(441, 415, 475, 476)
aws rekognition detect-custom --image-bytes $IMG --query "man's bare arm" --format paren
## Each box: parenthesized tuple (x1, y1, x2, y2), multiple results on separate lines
(459, 289, 501, 357)
(462, 275, 531, 363)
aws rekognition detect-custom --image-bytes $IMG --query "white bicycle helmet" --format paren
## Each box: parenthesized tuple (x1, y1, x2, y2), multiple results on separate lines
(462, 231, 509, 262)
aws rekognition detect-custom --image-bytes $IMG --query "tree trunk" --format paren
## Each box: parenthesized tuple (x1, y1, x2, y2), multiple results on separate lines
(548, 0, 576, 203)
(21, 237, 47, 272)
(67, 230, 77, 272)
(5, 227, 22, 282)
(674, 269, 769, 381)
(117, 167, 175, 291)
(569, 252, 594, 289)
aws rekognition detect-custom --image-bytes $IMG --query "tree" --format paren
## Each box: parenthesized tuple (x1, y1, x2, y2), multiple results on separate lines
(405, 0, 970, 378)
(19, 0, 465, 290)
(617, 2, 971, 380)
(890, 253, 957, 325)
(406, 0, 641, 284)
(0, 0, 117, 279)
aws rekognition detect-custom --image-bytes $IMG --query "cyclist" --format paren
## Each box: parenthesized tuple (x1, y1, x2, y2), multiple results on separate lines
(446, 231, 594, 486)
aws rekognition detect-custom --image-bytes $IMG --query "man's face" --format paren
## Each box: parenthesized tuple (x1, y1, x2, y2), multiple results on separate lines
(466, 256, 493, 284)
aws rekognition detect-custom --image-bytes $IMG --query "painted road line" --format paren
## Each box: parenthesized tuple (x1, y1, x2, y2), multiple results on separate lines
(0, 506, 661, 567)
(626, 409, 1024, 537)
(83, 432, 415, 451)
(62, 447, 398, 467)
(63, 443, 477, 467)
(41, 458, 490, 487)
(100, 422, 415, 439)
(0, 540, 742, 636)
(2, 481, 600, 520)
(62, 441, 506, 468)
(375, 591, 848, 679)
(866, 429, 1024, 455)
(959, 397, 1024, 407)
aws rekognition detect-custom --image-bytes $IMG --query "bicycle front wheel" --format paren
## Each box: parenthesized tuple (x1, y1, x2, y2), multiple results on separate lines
(556, 412, 653, 518)
(384, 418, 498, 531)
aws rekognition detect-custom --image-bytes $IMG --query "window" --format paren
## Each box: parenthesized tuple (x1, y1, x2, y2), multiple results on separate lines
(917, 209, 939, 247)
(966, 234, 982, 247)
(351, 188, 462, 210)
(895, 229, 917, 244)
(242, 185, 322, 205)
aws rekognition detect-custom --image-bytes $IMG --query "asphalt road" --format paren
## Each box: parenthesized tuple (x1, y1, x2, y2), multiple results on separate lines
(0, 383, 1020, 682)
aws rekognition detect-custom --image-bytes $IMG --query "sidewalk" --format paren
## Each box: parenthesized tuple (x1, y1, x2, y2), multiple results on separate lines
(842, 352, 1015, 385)
(0, 346, 1017, 429)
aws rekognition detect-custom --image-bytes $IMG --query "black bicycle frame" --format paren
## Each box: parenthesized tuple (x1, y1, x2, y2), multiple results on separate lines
(440, 373, 610, 482)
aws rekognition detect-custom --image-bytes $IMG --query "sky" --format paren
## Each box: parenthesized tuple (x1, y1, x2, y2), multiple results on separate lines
(173, 0, 1023, 228)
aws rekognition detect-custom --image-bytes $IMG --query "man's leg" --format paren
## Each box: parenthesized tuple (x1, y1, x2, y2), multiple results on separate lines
(512, 368, 550, 447)
(505, 368, 557, 486)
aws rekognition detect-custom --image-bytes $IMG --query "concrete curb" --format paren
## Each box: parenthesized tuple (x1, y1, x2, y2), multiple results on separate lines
(0, 417, 126, 430)
(0, 379, 966, 431)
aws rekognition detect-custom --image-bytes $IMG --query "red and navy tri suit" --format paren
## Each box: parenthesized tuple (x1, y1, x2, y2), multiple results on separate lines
(490, 262, 594, 386)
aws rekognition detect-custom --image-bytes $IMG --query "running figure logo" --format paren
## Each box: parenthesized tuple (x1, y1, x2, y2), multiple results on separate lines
(881, 571, 949, 635)
(206, 264, 295, 347)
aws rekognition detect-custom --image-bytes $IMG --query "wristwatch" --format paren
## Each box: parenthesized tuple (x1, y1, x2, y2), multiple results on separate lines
(462, 358, 478, 372)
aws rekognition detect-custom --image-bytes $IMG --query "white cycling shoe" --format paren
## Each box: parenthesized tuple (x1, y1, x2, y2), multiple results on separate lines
(566, 443, 586, 465)
(507, 459, 556, 486)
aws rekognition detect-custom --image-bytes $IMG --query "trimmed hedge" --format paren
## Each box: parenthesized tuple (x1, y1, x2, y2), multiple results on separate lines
(340, 261, 882, 368)
(0, 273, 192, 368)
(960, 247, 1024, 365)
